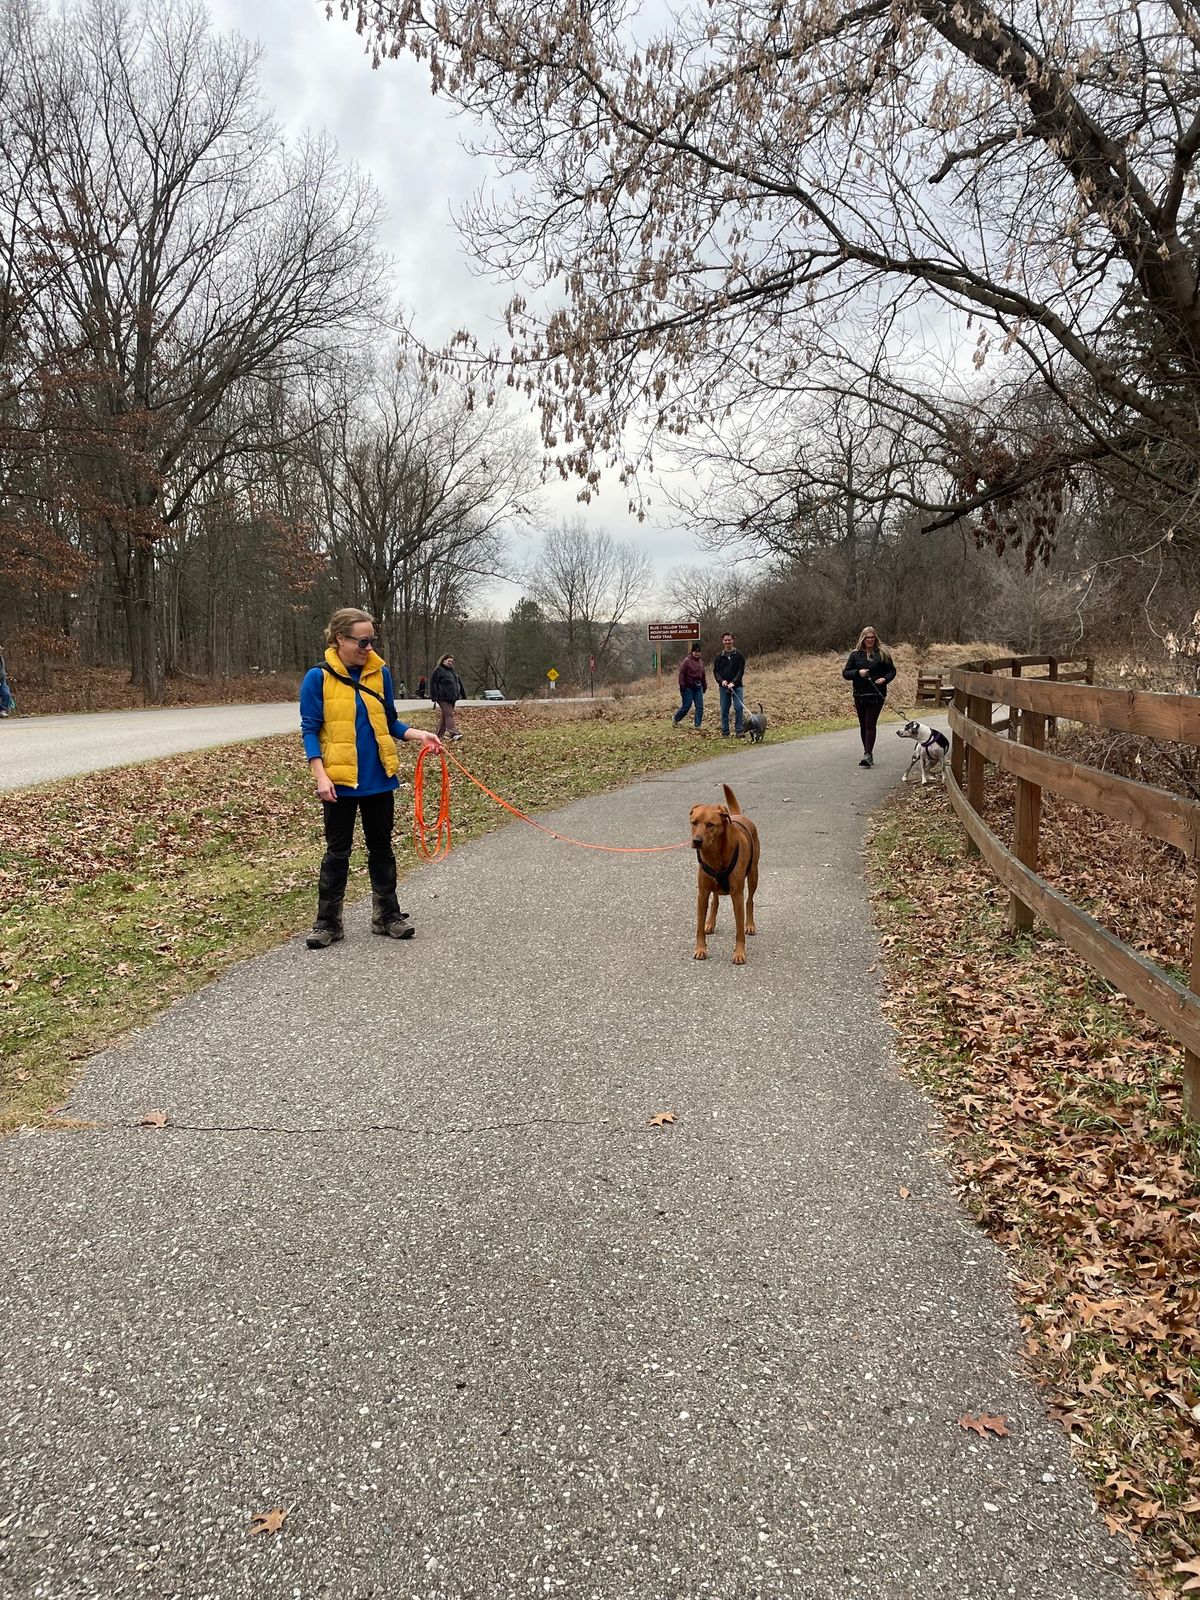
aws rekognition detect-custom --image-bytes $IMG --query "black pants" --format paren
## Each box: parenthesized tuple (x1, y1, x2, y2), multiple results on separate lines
(855, 696, 883, 754)
(315, 791, 398, 922)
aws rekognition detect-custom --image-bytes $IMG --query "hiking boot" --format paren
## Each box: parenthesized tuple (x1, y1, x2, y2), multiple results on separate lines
(859, 755, 871, 767)
(310, 851, 350, 946)
(371, 881, 415, 939)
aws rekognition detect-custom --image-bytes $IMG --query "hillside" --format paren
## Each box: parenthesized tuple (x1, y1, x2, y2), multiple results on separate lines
(605, 640, 1007, 724)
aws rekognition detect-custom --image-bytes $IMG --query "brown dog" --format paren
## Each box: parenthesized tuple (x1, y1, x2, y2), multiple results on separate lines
(689, 783, 761, 964)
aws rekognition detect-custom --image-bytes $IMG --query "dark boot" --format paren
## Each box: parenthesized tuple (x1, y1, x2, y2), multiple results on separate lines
(369, 853, 414, 940)
(307, 850, 349, 949)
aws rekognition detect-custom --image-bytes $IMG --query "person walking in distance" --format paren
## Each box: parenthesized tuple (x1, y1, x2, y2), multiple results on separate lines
(673, 642, 707, 730)
(0, 645, 14, 717)
(713, 631, 746, 738)
(429, 653, 466, 742)
(416, 674, 427, 699)
(300, 608, 442, 949)
(842, 624, 896, 768)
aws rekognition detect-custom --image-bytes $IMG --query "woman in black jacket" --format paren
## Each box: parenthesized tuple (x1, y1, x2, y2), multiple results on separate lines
(429, 653, 466, 742)
(842, 625, 896, 767)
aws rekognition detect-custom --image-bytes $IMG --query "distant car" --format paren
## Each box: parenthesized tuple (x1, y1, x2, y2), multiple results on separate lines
(481, 688, 506, 701)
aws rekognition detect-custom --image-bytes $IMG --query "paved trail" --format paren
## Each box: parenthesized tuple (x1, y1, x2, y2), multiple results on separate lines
(0, 728, 1134, 1599)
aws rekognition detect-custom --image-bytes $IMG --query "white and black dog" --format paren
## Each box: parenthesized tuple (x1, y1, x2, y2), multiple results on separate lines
(896, 720, 949, 784)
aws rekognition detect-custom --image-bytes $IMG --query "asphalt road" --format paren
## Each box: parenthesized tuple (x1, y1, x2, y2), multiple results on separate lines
(0, 726, 1135, 1599)
(0, 699, 576, 792)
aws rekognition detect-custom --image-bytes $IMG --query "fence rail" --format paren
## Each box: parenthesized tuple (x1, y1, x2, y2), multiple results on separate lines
(944, 654, 1200, 1120)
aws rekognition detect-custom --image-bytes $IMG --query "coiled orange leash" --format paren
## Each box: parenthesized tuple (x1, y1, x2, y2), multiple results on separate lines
(411, 744, 692, 861)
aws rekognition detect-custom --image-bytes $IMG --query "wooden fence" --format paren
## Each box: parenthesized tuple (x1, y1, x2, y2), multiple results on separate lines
(945, 654, 1200, 1120)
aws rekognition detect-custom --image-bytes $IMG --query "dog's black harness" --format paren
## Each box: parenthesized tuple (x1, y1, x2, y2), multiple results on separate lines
(921, 729, 949, 753)
(698, 841, 740, 893)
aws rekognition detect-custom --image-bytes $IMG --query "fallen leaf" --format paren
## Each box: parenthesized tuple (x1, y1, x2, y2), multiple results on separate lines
(1175, 1556, 1200, 1593)
(959, 1413, 1010, 1437)
(249, 1508, 288, 1537)
(898, 1186, 911, 1199)
(647, 1112, 675, 1128)
(140, 1110, 168, 1128)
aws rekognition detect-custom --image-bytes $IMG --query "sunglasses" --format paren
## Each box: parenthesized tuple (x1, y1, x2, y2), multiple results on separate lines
(348, 636, 377, 649)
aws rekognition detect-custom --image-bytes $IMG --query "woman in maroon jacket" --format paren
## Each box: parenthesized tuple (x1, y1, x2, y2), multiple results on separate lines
(673, 642, 708, 729)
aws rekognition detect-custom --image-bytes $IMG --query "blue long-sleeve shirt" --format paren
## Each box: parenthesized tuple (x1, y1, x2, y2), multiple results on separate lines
(300, 663, 410, 797)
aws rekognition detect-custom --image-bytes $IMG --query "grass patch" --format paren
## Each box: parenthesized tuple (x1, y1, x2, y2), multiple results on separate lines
(1, 699, 837, 1130)
(867, 783, 1199, 1593)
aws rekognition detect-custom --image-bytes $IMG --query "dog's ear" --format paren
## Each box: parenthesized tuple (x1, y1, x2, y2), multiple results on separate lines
(716, 806, 730, 821)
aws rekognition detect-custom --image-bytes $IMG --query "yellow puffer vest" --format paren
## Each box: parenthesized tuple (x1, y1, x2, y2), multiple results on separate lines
(318, 646, 400, 788)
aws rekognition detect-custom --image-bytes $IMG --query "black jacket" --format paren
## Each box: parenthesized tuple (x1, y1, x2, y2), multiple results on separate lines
(842, 649, 896, 701)
(429, 664, 465, 704)
(713, 648, 745, 687)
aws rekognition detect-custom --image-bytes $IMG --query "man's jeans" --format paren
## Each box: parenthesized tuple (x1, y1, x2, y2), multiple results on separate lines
(720, 684, 744, 735)
(674, 685, 704, 728)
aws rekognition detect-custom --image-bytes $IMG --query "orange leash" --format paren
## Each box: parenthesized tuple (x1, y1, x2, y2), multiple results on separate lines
(411, 745, 692, 860)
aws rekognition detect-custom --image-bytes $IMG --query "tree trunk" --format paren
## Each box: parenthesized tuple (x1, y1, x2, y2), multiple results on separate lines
(131, 538, 164, 702)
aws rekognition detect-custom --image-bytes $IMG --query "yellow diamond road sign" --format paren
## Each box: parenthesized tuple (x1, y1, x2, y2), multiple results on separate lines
(547, 668, 559, 681)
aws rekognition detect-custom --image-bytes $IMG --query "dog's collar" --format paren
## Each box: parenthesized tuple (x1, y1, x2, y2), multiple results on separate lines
(698, 841, 739, 892)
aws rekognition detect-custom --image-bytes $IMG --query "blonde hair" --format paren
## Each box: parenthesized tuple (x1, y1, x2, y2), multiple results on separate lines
(325, 607, 373, 646)
(855, 624, 892, 663)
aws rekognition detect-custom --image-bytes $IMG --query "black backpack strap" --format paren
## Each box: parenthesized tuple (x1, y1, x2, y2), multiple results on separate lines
(320, 661, 389, 710)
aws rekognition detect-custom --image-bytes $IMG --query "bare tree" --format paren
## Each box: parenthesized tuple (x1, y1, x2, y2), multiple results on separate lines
(6, 0, 385, 697)
(304, 347, 537, 683)
(661, 563, 751, 638)
(523, 519, 652, 681)
(345, 0, 1200, 566)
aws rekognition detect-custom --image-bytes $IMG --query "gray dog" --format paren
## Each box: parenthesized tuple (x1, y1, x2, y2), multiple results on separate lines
(745, 703, 768, 743)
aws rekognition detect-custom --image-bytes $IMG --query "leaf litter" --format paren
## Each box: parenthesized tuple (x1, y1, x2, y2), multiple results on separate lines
(868, 758, 1199, 1596)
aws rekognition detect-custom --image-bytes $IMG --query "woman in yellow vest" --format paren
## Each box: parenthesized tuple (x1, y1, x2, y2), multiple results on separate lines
(300, 608, 442, 949)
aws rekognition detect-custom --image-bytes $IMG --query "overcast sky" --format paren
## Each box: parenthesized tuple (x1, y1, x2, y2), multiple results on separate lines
(206, 0, 710, 616)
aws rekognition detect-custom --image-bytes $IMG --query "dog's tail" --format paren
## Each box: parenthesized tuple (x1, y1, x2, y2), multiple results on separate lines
(758, 703, 765, 715)
(721, 783, 743, 815)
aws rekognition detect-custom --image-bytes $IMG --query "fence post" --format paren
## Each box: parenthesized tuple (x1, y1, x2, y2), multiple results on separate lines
(1186, 877, 1200, 1123)
(1009, 661, 1021, 739)
(1047, 656, 1059, 739)
(951, 680, 966, 787)
(964, 685, 991, 857)
(1008, 708, 1046, 933)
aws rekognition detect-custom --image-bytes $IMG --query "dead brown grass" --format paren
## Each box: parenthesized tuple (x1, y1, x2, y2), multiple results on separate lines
(11, 663, 300, 716)
(13, 640, 1007, 721)
(607, 639, 1008, 724)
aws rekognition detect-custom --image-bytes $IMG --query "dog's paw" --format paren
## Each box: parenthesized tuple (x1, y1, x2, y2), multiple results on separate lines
(746, 922, 756, 935)
(693, 947, 708, 961)
(732, 950, 746, 965)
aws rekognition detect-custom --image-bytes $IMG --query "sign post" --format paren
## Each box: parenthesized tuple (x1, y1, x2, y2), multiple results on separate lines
(648, 621, 700, 682)
(589, 654, 595, 697)
(547, 667, 558, 694)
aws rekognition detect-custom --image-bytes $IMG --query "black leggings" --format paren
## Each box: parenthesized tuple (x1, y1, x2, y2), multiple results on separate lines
(855, 696, 883, 754)
(320, 790, 396, 895)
